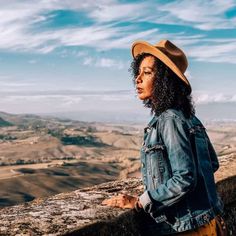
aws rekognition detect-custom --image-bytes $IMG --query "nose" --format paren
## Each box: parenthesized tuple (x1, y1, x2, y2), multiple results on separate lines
(135, 71, 143, 84)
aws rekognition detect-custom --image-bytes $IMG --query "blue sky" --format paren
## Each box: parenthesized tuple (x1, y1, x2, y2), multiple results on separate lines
(0, 0, 236, 122)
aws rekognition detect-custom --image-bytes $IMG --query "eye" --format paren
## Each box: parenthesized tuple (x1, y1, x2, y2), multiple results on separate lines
(144, 71, 151, 75)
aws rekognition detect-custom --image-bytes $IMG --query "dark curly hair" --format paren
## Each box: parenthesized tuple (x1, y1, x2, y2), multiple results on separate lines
(130, 53, 195, 118)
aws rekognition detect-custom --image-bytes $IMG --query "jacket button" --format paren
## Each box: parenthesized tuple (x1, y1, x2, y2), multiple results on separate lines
(144, 127, 151, 133)
(142, 163, 145, 168)
(144, 185, 147, 190)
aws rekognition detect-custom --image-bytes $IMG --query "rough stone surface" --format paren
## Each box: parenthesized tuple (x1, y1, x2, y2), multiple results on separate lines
(0, 174, 235, 236)
(0, 179, 142, 235)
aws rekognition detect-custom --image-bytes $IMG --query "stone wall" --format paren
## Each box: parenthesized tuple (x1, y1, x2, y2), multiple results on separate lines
(0, 175, 235, 236)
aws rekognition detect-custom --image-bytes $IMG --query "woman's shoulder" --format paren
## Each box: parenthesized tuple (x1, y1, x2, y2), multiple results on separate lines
(156, 109, 187, 133)
(157, 109, 206, 133)
(160, 108, 186, 121)
(159, 109, 206, 131)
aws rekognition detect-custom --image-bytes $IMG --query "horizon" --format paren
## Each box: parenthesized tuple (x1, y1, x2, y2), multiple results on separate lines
(1, 105, 236, 124)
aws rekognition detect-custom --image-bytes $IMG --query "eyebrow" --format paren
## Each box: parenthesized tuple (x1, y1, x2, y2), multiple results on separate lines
(139, 66, 154, 71)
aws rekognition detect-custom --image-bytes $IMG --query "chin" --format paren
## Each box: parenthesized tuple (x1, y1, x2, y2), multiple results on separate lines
(137, 95, 144, 100)
(138, 94, 149, 100)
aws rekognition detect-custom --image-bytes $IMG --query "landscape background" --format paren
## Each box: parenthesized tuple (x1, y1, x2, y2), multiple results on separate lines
(0, 112, 235, 207)
(0, 0, 235, 207)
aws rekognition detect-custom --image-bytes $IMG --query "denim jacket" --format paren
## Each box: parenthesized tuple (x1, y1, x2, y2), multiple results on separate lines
(139, 109, 223, 234)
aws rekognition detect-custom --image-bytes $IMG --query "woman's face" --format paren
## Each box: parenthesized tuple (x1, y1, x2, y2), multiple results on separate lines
(135, 56, 156, 100)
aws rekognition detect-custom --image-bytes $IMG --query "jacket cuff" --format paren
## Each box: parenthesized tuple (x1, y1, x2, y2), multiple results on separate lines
(139, 191, 153, 213)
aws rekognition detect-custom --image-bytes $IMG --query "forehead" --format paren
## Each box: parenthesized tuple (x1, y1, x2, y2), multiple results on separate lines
(140, 56, 155, 69)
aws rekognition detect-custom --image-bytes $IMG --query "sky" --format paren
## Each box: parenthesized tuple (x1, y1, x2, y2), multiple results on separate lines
(0, 0, 236, 123)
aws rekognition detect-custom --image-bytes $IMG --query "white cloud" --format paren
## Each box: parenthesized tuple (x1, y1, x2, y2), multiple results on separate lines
(83, 57, 125, 69)
(83, 57, 94, 65)
(76, 51, 88, 57)
(0, 0, 154, 53)
(95, 58, 125, 69)
(153, 0, 236, 30)
(0, 89, 136, 113)
(0, 94, 83, 111)
(101, 94, 133, 101)
(0, 0, 203, 54)
(88, 2, 146, 22)
(193, 91, 236, 104)
(0, 76, 35, 89)
(0, 0, 235, 66)
(0, 6, 159, 53)
(98, 28, 160, 50)
(186, 41, 236, 64)
(184, 70, 193, 81)
(28, 59, 37, 64)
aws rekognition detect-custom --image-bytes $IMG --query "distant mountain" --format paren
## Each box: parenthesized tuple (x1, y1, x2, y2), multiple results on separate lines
(0, 111, 42, 124)
(1, 102, 236, 126)
(0, 111, 92, 129)
(0, 117, 13, 127)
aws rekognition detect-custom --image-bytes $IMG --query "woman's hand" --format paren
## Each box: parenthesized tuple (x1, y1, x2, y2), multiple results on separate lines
(102, 194, 142, 209)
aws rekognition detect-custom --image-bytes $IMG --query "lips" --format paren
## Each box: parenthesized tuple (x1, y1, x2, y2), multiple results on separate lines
(136, 87, 143, 94)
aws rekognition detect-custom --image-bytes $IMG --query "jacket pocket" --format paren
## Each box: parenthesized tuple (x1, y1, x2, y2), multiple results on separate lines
(143, 142, 166, 189)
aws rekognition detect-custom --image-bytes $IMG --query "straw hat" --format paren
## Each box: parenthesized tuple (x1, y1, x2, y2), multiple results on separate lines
(131, 39, 191, 92)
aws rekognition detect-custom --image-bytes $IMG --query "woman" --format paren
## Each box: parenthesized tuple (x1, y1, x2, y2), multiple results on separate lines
(102, 40, 225, 235)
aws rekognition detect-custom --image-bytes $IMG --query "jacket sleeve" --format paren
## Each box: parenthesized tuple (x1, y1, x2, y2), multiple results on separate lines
(139, 116, 197, 214)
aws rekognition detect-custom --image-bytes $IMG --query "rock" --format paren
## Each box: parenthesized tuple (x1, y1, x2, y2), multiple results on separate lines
(0, 174, 235, 236)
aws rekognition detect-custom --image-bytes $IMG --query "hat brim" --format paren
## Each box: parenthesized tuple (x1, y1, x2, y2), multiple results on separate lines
(131, 41, 191, 91)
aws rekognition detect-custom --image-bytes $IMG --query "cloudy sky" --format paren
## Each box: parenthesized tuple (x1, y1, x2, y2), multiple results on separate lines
(0, 0, 236, 122)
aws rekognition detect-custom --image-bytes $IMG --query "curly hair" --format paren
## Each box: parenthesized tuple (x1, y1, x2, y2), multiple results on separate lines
(130, 53, 195, 118)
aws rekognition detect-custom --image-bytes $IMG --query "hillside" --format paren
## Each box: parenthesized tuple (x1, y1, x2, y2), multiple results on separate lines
(0, 111, 143, 207)
(0, 111, 235, 213)
(0, 117, 12, 127)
